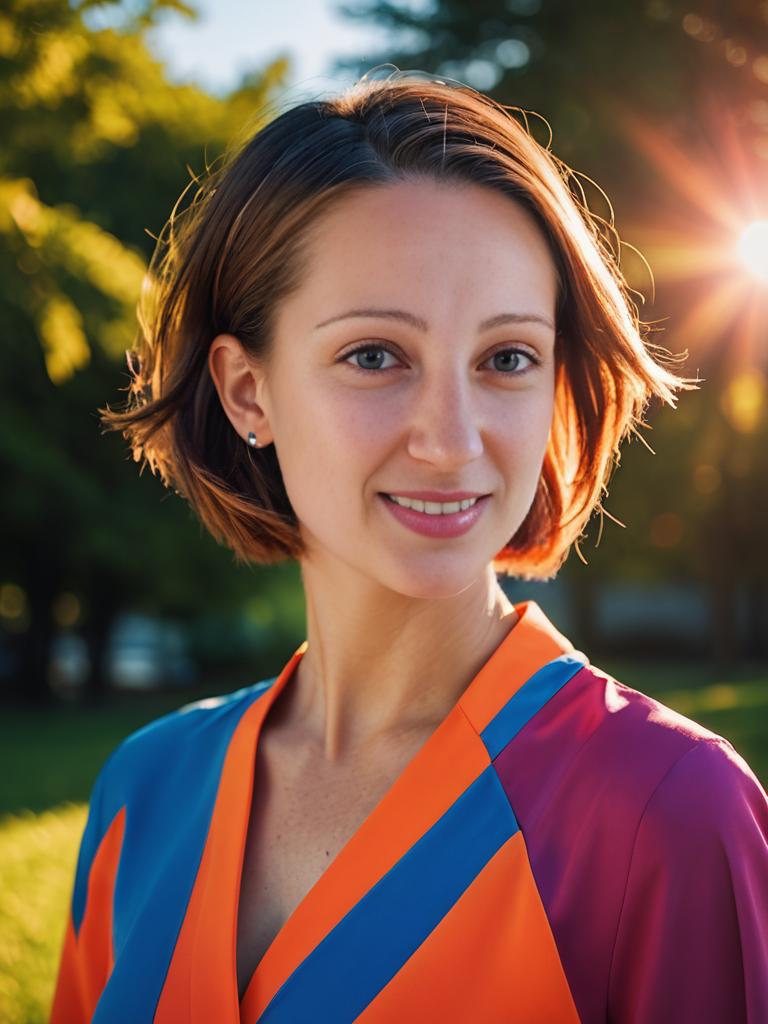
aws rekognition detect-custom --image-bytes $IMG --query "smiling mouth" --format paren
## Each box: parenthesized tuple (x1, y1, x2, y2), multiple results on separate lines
(379, 493, 488, 513)
(377, 491, 491, 536)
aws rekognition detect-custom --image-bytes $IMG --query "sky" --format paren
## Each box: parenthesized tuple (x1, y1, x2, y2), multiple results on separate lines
(79, 0, 514, 102)
(86, 0, 407, 100)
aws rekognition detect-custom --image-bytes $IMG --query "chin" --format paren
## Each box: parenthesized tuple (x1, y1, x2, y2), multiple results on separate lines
(381, 558, 489, 601)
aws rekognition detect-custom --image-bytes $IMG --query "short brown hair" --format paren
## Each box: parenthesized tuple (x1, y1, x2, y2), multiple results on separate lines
(99, 71, 699, 581)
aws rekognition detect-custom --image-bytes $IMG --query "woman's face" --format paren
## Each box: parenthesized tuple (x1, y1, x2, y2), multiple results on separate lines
(250, 178, 558, 595)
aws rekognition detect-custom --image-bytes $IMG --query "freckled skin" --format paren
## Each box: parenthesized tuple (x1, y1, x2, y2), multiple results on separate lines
(262, 179, 558, 597)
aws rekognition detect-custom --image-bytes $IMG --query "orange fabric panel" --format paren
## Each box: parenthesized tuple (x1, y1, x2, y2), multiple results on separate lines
(154, 696, 271, 1024)
(50, 806, 126, 1024)
(356, 831, 580, 1023)
(156, 647, 307, 1024)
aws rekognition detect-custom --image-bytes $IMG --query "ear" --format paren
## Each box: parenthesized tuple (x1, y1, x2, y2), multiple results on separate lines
(208, 333, 274, 447)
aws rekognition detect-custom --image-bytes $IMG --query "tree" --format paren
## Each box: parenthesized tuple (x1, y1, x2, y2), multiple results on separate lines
(0, 0, 295, 703)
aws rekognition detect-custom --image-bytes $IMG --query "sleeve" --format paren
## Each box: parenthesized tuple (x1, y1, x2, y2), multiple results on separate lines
(49, 752, 127, 1024)
(607, 737, 768, 1023)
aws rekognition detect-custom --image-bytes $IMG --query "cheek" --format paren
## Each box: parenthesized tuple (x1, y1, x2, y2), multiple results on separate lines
(274, 384, 397, 509)
(495, 389, 554, 469)
(301, 382, 402, 466)
(327, 391, 399, 445)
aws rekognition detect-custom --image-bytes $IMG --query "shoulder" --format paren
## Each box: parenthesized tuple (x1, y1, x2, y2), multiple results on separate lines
(94, 677, 278, 808)
(502, 656, 767, 879)
(635, 731, 768, 843)
(495, 656, 768, 1021)
(614, 719, 768, 908)
(580, 660, 767, 820)
(507, 656, 756, 799)
(532, 660, 768, 1019)
(564, 659, 762, 793)
(598, 672, 768, 1020)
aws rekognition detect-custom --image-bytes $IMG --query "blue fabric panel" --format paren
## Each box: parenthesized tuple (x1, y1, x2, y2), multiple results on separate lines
(481, 652, 588, 760)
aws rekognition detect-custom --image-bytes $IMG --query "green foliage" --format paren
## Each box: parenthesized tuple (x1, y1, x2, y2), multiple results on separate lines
(0, 0, 299, 700)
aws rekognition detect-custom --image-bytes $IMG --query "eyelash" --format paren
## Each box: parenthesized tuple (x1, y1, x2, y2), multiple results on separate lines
(338, 342, 542, 377)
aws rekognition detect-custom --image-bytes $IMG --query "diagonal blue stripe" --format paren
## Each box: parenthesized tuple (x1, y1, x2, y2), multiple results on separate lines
(258, 765, 518, 1024)
(480, 652, 588, 760)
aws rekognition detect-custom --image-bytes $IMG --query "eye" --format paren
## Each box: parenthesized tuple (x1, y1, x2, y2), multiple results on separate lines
(486, 347, 540, 375)
(338, 343, 541, 376)
(341, 344, 402, 374)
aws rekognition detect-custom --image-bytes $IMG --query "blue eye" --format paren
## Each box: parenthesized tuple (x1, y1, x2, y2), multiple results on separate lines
(339, 343, 540, 376)
(344, 345, 400, 373)
(488, 349, 537, 374)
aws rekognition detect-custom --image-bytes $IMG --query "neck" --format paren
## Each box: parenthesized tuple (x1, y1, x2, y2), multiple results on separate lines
(285, 561, 519, 762)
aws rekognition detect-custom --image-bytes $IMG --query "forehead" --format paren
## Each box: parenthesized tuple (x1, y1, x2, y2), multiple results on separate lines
(288, 179, 559, 322)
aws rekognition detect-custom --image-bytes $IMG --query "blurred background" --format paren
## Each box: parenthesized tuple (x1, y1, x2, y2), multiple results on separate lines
(1, 1, 767, 1018)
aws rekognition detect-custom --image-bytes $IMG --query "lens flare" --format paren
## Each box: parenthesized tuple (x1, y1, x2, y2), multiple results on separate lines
(737, 220, 768, 281)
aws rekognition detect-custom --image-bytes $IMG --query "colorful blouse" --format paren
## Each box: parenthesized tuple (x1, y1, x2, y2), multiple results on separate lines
(50, 599, 768, 1022)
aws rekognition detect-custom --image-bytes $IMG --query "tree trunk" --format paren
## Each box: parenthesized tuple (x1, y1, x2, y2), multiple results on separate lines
(17, 544, 58, 706)
(744, 579, 766, 660)
(81, 583, 119, 706)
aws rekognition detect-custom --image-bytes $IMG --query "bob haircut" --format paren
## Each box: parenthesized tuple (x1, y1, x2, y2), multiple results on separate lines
(99, 69, 699, 581)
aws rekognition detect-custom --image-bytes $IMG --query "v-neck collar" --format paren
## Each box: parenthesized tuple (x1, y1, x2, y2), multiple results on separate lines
(187, 598, 577, 1023)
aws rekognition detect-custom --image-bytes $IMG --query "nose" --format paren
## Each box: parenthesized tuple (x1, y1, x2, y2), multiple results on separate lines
(405, 369, 484, 470)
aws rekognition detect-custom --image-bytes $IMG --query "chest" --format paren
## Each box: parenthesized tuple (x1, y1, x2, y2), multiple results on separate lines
(234, 730, 426, 1001)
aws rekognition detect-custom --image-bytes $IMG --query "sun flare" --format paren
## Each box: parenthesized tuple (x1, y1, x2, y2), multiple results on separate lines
(592, 90, 768, 388)
(737, 219, 768, 281)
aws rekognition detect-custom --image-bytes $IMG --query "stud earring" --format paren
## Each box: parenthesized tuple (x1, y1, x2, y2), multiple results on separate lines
(247, 431, 259, 447)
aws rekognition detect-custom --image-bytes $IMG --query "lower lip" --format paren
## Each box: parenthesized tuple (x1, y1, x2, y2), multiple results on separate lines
(378, 493, 491, 538)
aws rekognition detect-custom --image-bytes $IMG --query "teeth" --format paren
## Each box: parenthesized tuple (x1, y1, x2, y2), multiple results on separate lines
(386, 495, 480, 514)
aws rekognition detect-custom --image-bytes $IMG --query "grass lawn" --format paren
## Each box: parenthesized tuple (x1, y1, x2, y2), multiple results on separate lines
(1, 666, 766, 1023)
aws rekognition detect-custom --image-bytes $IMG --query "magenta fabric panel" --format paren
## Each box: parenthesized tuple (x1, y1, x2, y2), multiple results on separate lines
(606, 736, 768, 1022)
(492, 664, 768, 1023)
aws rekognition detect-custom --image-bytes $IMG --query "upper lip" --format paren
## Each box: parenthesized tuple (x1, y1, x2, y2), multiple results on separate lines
(381, 490, 489, 501)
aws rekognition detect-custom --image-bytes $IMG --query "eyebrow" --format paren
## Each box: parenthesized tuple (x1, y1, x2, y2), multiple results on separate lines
(313, 308, 555, 332)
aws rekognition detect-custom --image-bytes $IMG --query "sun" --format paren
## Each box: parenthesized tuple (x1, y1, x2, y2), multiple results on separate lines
(737, 219, 768, 281)
(586, 87, 768, 380)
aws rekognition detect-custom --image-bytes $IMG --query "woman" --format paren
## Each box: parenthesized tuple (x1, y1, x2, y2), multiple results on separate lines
(51, 69, 768, 1023)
